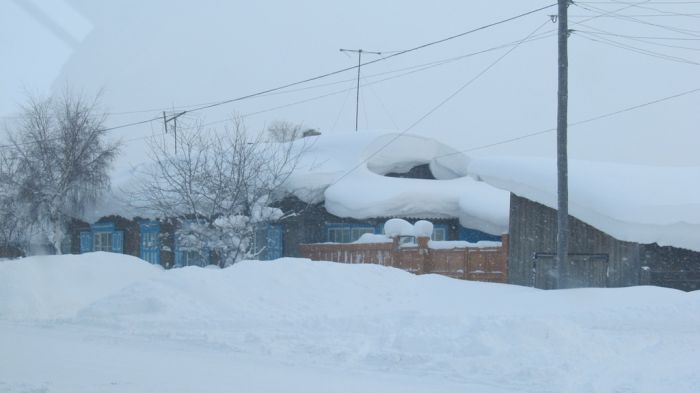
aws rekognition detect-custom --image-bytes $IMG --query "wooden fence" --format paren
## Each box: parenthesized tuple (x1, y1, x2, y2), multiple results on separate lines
(299, 235, 508, 283)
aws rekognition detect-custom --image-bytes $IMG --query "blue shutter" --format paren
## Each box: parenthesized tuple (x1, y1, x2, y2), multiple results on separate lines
(139, 222, 161, 265)
(112, 231, 124, 253)
(79, 231, 92, 253)
(266, 224, 284, 260)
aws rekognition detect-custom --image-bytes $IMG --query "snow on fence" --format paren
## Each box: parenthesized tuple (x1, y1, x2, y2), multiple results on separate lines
(299, 235, 508, 283)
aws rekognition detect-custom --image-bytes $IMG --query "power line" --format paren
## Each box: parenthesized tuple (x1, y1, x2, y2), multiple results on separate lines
(324, 19, 550, 188)
(0, 115, 162, 150)
(568, 30, 700, 39)
(577, 1, 700, 4)
(608, 0, 700, 19)
(575, 31, 700, 65)
(570, 12, 700, 16)
(576, 25, 700, 50)
(431, 86, 700, 158)
(576, 3, 700, 36)
(181, 3, 558, 116)
(0, 3, 558, 152)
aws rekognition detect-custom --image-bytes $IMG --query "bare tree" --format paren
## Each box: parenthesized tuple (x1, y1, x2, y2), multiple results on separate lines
(134, 118, 306, 266)
(4, 92, 119, 254)
(0, 151, 30, 255)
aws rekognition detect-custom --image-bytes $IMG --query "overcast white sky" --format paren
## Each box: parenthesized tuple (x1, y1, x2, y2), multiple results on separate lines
(2, 0, 699, 169)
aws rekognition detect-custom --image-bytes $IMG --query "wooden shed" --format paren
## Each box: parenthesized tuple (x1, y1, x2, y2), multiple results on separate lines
(508, 194, 700, 291)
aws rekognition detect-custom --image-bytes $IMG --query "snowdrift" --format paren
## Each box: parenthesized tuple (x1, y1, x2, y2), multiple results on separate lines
(2, 253, 700, 392)
(285, 131, 509, 234)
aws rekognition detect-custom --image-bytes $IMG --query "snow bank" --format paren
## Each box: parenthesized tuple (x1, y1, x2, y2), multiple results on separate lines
(2, 254, 700, 392)
(0, 253, 161, 320)
(468, 156, 700, 251)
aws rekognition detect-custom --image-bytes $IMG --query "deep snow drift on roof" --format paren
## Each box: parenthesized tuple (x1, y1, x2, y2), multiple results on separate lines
(284, 131, 509, 234)
(468, 156, 700, 251)
(90, 131, 511, 234)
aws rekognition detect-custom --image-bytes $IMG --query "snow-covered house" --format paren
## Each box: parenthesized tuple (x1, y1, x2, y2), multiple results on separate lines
(277, 131, 509, 257)
(67, 131, 511, 267)
(468, 157, 700, 291)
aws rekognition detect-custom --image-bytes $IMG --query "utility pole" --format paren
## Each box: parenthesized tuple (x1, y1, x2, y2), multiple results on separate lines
(162, 110, 187, 154)
(339, 48, 382, 131)
(556, 0, 571, 289)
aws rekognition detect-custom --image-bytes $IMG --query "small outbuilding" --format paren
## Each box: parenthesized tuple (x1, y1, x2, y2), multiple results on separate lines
(469, 156, 700, 291)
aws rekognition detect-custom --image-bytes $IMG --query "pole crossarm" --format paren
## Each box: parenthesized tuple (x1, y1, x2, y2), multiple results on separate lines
(339, 49, 383, 131)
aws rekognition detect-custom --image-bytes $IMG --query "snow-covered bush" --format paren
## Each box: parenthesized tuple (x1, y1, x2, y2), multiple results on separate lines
(133, 118, 305, 266)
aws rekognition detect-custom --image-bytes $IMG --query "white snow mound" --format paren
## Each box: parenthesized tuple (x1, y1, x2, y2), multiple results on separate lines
(2, 253, 700, 392)
(384, 218, 414, 237)
(413, 220, 434, 237)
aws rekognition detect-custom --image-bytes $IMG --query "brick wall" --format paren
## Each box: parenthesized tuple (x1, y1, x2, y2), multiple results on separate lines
(299, 235, 508, 283)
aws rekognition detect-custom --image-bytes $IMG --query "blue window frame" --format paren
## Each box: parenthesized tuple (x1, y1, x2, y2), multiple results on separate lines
(266, 224, 284, 260)
(79, 231, 92, 253)
(173, 230, 210, 267)
(325, 223, 378, 243)
(79, 222, 123, 254)
(139, 221, 161, 265)
(431, 224, 449, 241)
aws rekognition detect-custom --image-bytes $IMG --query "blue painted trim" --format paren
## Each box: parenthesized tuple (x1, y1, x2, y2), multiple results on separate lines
(91, 222, 116, 232)
(458, 226, 501, 243)
(139, 221, 160, 265)
(79, 231, 92, 253)
(265, 223, 284, 260)
(431, 224, 449, 241)
(112, 231, 124, 253)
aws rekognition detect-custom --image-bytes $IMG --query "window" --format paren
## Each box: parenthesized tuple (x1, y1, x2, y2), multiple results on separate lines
(140, 222, 161, 265)
(326, 225, 375, 243)
(93, 232, 112, 252)
(142, 231, 158, 248)
(180, 250, 207, 267)
(432, 226, 447, 241)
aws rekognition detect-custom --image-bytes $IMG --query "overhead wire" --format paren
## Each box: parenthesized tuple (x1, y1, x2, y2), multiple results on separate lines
(575, 25, 700, 50)
(180, 3, 559, 116)
(575, 2, 700, 36)
(324, 19, 551, 188)
(575, 30, 700, 64)
(118, 32, 560, 137)
(431, 86, 700, 159)
(0, 3, 558, 152)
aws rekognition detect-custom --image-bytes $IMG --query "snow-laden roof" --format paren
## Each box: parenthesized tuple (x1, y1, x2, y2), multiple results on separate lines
(284, 131, 510, 235)
(82, 131, 511, 235)
(467, 156, 700, 252)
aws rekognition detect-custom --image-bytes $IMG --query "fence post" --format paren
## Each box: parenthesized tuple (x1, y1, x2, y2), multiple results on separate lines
(464, 248, 470, 280)
(417, 236, 430, 274)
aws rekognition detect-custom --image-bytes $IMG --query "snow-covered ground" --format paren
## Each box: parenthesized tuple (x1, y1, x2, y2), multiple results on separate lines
(2, 253, 700, 393)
